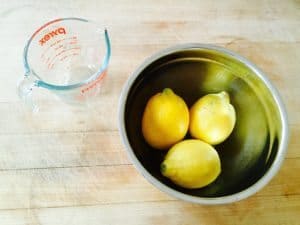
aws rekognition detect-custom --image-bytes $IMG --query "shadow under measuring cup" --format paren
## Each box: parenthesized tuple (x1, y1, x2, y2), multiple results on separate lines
(18, 17, 111, 112)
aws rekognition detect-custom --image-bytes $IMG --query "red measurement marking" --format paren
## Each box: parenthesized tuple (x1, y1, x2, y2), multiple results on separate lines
(76, 70, 107, 101)
(40, 36, 78, 61)
(80, 70, 107, 94)
(47, 48, 81, 69)
(54, 44, 64, 51)
(59, 53, 79, 62)
(54, 47, 80, 58)
(46, 56, 51, 64)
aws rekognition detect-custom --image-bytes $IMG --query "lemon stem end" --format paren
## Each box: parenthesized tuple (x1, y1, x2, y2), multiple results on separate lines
(160, 163, 167, 174)
(219, 91, 230, 102)
(162, 88, 173, 95)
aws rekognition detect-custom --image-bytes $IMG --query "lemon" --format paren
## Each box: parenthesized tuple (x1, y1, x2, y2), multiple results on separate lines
(189, 91, 236, 145)
(142, 88, 189, 150)
(161, 139, 221, 189)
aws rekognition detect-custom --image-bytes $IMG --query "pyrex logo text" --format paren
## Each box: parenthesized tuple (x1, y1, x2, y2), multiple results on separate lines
(39, 27, 66, 46)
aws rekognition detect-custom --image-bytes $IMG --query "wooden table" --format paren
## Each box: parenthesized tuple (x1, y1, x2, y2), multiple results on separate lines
(0, 1, 299, 224)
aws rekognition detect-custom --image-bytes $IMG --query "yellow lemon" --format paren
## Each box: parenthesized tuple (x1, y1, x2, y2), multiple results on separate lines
(189, 91, 236, 145)
(161, 139, 221, 189)
(142, 88, 189, 150)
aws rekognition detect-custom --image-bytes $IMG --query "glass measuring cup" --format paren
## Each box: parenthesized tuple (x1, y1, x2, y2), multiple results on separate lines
(18, 17, 111, 112)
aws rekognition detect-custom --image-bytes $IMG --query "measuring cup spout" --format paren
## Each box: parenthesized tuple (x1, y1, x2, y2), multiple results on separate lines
(17, 74, 39, 112)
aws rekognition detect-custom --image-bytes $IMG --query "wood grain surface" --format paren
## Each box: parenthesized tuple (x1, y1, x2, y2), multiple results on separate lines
(0, 0, 299, 224)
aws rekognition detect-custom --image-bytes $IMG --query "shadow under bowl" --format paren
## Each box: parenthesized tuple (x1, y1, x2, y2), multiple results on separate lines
(118, 44, 289, 204)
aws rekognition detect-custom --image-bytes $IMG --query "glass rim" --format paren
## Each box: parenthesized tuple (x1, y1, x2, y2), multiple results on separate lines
(23, 17, 111, 90)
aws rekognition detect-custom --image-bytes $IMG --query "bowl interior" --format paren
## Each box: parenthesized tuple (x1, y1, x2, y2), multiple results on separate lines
(124, 47, 282, 197)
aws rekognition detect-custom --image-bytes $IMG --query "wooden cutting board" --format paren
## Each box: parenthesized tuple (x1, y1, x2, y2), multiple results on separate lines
(0, 0, 299, 224)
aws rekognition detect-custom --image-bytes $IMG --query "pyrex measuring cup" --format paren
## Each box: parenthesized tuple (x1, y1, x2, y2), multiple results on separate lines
(18, 17, 111, 112)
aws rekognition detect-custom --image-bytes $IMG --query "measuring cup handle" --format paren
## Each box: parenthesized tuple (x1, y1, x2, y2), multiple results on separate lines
(17, 75, 39, 113)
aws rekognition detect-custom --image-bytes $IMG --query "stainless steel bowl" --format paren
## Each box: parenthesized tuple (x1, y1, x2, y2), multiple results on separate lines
(118, 44, 289, 204)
